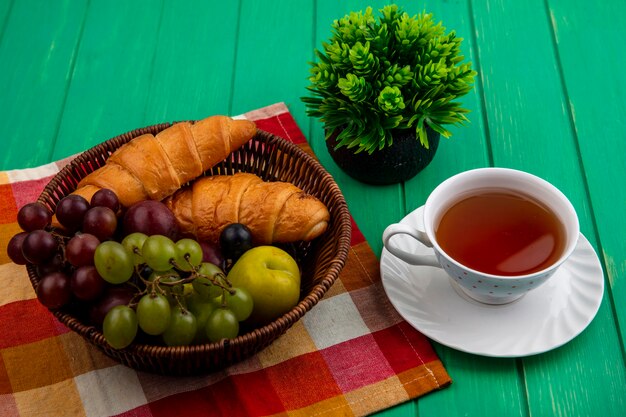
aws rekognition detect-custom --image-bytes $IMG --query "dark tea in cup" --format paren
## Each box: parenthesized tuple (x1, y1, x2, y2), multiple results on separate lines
(383, 168, 579, 304)
(435, 189, 566, 276)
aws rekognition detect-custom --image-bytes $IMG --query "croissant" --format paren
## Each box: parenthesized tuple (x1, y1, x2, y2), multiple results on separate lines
(163, 173, 330, 245)
(72, 116, 256, 207)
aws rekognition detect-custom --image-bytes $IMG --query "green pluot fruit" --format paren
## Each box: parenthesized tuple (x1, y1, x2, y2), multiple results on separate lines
(226, 246, 300, 324)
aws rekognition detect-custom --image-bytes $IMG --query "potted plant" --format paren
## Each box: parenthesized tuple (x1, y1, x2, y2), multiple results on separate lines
(302, 4, 477, 185)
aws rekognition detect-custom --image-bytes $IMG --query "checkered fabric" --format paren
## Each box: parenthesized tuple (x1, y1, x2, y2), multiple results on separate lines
(0, 103, 451, 417)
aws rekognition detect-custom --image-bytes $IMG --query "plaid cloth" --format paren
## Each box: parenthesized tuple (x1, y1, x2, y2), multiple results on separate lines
(0, 103, 451, 417)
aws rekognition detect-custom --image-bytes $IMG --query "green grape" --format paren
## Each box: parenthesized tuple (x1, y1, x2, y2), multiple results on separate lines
(205, 307, 239, 342)
(103, 305, 138, 349)
(174, 238, 203, 272)
(187, 292, 218, 342)
(216, 287, 253, 322)
(192, 262, 225, 299)
(192, 276, 221, 300)
(148, 268, 176, 281)
(94, 241, 134, 284)
(136, 293, 171, 335)
(162, 306, 197, 346)
(183, 282, 194, 296)
(149, 269, 183, 303)
(121, 232, 148, 265)
(141, 235, 177, 271)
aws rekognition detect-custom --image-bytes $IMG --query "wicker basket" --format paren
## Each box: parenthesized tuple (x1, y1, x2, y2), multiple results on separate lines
(26, 122, 352, 375)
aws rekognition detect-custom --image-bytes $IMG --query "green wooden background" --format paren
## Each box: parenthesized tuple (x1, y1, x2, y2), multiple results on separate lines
(1, 0, 625, 415)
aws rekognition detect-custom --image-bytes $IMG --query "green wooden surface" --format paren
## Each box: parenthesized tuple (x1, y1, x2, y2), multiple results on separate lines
(2, 0, 625, 416)
(0, 0, 87, 168)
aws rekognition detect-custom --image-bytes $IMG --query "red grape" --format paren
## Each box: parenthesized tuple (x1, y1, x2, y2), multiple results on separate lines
(83, 207, 117, 241)
(91, 189, 120, 213)
(199, 240, 225, 269)
(71, 266, 106, 301)
(17, 202, 52, 232)
(56, 195, 90, 231)
(123, 200, 179, 240)
(22, 230, 58, 264)
(36, 252, 65, 276)
(37, 271, 72, 309)
(66, 233, 100, 267)
(89, 286, 135, 326)
(7, 232, 29, 265)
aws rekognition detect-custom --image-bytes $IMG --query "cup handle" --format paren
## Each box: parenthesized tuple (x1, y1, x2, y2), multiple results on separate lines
(382, 223, 441, 268)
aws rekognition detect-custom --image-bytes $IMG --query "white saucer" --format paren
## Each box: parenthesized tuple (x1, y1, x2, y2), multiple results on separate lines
(380, 206, 605, 357)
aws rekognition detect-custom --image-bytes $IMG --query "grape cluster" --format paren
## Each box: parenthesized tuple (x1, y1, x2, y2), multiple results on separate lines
(8, 190, 120, 308)
(100, 232, 253, 349)
(7, 189, 255, 350)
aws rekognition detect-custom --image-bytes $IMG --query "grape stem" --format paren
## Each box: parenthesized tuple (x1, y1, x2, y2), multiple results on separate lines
(125, 252, 236, 311)
(156, 271, 234, 295)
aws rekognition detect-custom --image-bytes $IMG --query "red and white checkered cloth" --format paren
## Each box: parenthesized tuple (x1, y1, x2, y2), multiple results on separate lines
(0, 103, 451, 417)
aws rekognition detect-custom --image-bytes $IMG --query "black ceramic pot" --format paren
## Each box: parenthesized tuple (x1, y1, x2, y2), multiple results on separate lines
(325, 127, 440, 185)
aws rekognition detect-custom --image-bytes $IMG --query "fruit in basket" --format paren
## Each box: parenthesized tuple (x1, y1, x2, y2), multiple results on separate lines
(220, 223, 253, 262)
(9, 139, 334, 351)
(174, 238, 203, 272)
(216, 287, 253, 322)
(37, 271, 72, 309)
(66, 233, 100, 267)
(56, 195, 90, 231)
(71, 116, 257, 207)
(22, 230, 58, 264)
(162, 306, 197, 346)
(199, 240, 224, 268)
(37, 252, 65, 277)
(103, 305, 138, 349)
(165, 173, 330, 245)
(17, 202, 52, 232)
(141, 235, 178, 271)
(205, 307, 239, 342)
(192, 262, 225, 299)
(71, 266, 106, 301)
(121, 232, 148, 265)
(227, 246, 301, 324)
(137, 293, 171, 336)
(90, 188, 120, 213)
(89, 286, 135, 326)
(123, 200, 179, 240)
(186, 293, 217, 342)
(7, 232, 29, 265)
(83, 206, 118, 241)
(94, 241, 134, 284)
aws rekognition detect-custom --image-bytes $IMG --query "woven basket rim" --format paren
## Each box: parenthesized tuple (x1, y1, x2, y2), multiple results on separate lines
(27, 120, 352, 373)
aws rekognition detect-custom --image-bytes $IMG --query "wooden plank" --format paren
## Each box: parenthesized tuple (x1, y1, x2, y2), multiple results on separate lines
(403, 0, 490, 211)
(470, 0, 626, 416)
(309, 3, 408, 416)
(230, 0, 313, 132)
(0, 0, 88, 169)
(142, 0, 240, 124)
(50, 0, 164, 161)
(547, 0, 626, 352)
(311, 0, 406, 260)
(311, 2, 526, 417)
(399, 1, 529, 416)
(0, 0, 15, 39)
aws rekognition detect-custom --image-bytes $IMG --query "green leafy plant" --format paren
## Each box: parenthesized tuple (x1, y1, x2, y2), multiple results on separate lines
(302, 4, 477, 154)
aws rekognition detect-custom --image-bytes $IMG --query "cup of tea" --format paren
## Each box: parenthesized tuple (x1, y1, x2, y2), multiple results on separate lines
(382, 168, 580, 304)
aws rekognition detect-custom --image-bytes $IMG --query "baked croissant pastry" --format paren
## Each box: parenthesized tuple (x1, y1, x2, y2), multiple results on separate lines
(73, 116, 256, 207)
(163, 173, 330, 245)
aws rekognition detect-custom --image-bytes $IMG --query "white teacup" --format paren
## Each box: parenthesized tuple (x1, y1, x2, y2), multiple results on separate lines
(382, 168, 579, 304)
